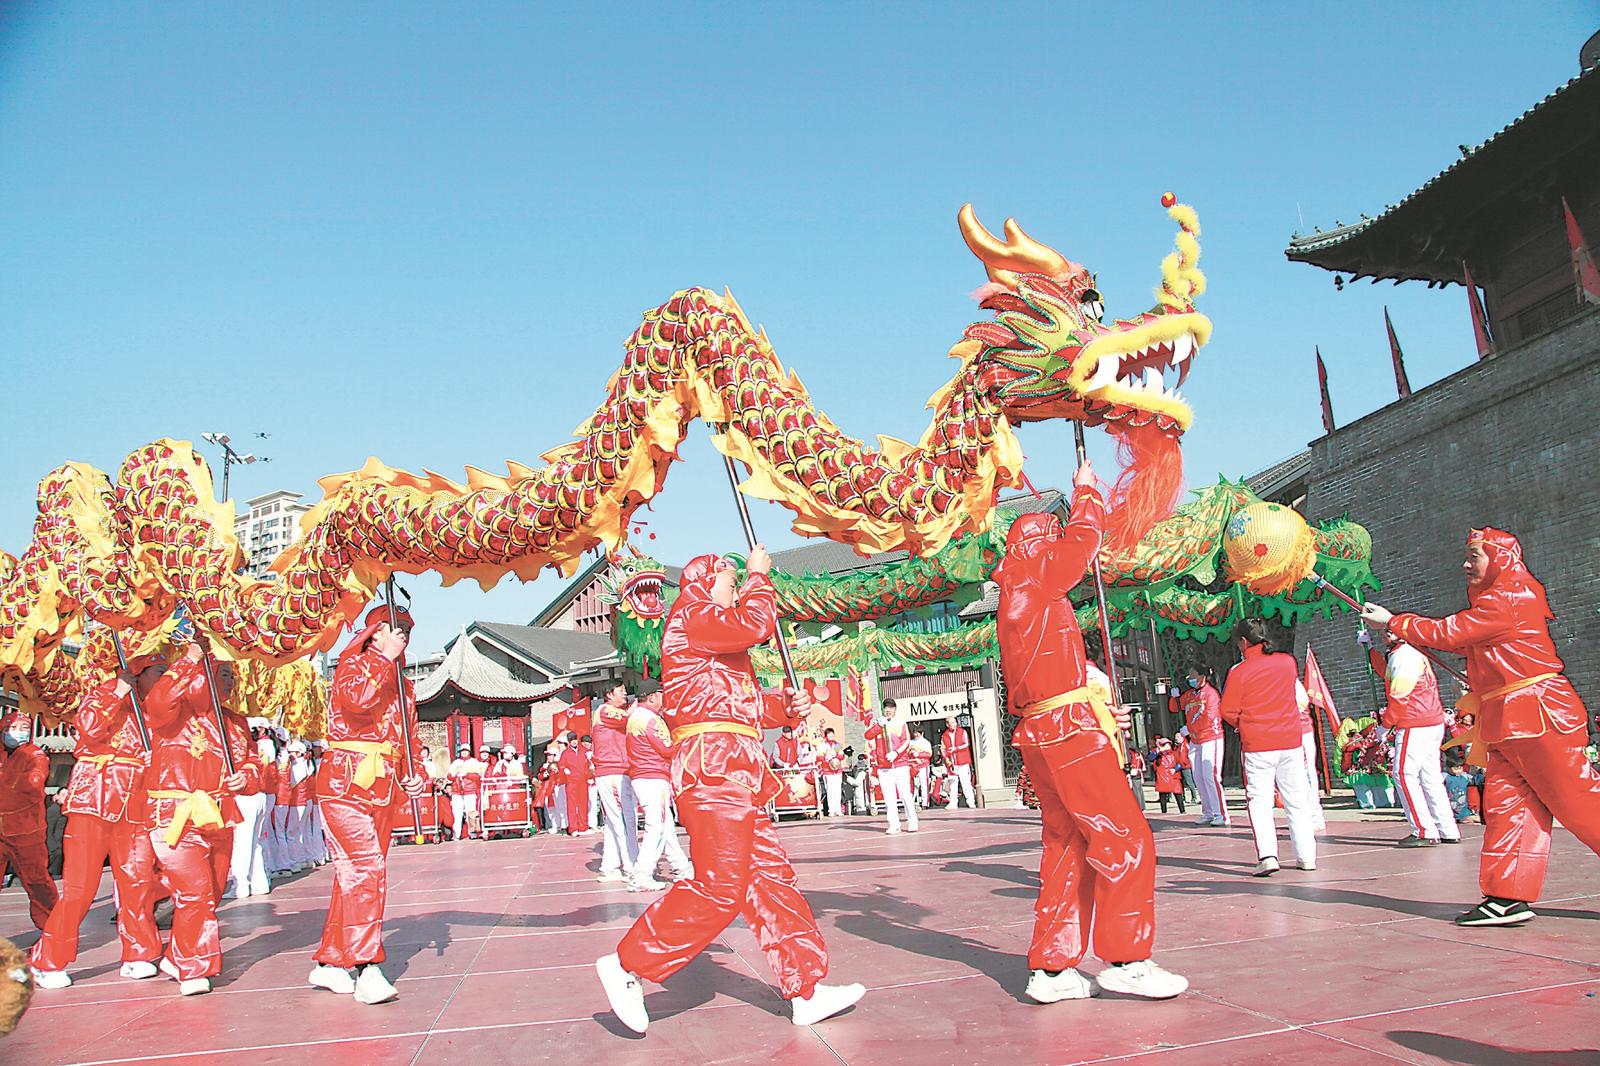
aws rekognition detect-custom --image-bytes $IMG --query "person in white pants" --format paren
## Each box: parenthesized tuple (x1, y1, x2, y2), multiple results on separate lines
(1298, 711, 1328, 832)
(448, 745, 486, 842)
(1219, 619, 1318, 875)
(225, 730, 275, 899)
(1176, 667, 1229, 826)
(1361, 629, 1461, 845)
(818, 728, 846, 818)
(624, 697, 691, 891)
(865, 700, 918, 834)
(593, 687, 641, 883)
(940, 716, 976, 809)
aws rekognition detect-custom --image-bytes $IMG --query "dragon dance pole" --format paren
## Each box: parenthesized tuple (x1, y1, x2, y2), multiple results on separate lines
(714, 429, 800, 690)
(1311, 575, 1470, 685)
(107, 629, 152, 752)
(385, 576, 427, 843)
(195, 639, 238, 777)
(1072, 422, 1139, 791)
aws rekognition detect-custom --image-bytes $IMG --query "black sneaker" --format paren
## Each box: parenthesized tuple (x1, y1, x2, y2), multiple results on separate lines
(1440, 836, 1463, 845)
(1398, 836, 1438, 848)
(1455, 898, 1534, 927)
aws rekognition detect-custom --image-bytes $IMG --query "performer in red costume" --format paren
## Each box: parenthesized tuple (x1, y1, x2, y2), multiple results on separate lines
(995, 459, 1185, 1003)
(1363, 528, 1598, 927)
(1360, 628, 1460, 846)
(141, 643, 259, 996)
(940, 715, 976, 810)
(31, 656, 164, 988)
(558, 731, 593, 835)
(597, 546, 864, 1033)
(309, 604, 428, 1003)
(1177, 666, 1228, 826)
(0, 710, 59, 930)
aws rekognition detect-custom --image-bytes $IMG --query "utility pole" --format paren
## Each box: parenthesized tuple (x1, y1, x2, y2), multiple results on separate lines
(201, 432, 270, 502)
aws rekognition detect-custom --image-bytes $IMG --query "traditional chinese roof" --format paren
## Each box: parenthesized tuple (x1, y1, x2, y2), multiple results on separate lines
(1285, 65, 1600, 283)
(414, 628, 571, 705)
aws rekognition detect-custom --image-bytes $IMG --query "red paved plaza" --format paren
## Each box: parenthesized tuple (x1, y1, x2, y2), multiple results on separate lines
(5, 805, 1599, 1065)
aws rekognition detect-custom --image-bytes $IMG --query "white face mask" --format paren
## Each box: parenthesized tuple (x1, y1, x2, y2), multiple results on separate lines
(3, 730, 29, 749)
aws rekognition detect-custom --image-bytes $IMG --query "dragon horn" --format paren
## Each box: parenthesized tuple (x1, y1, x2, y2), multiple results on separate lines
(1157, 197, 1206, 309)
(957, 203, 1072, 286)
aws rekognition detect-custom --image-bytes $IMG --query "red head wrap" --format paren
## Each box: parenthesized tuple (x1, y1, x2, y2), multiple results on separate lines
(1467, 527, 1551, 618)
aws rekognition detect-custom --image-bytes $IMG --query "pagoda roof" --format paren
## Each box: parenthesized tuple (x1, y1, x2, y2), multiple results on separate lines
(414, 628, 571, 706)
(1284, 65, 1600, 284)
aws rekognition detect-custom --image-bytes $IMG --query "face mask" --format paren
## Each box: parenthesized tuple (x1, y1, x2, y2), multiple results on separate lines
(2, 731, 28, 749)
(1187, 678, 1201, 690)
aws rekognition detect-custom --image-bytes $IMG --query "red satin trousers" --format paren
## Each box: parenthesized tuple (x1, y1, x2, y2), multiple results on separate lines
(1481, 733, 1600, 903)
(0, 828, 58, 930)
(1020, 730, 1155, 971)
(32, 814, 159, 970)
(151, 825, 233, 981)
(617, 780, 828, 1000)
(315, 794, 398, 968)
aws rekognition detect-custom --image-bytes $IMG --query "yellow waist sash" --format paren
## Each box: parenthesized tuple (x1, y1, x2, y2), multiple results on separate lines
(80, 754, 145, 769)
(147, 789, 225, 847)
(1447, 672, 1561, 770)
(328, 740, 396, 789)
(1019, 687, 1124, 762)
(671, 721, 761, 744)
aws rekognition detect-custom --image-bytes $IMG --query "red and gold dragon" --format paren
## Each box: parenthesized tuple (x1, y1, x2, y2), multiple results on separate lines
(0, 198, 1209, 716)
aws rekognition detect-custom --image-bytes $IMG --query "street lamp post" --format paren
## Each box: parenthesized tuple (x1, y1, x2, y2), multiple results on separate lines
(200, 432, 269, 502)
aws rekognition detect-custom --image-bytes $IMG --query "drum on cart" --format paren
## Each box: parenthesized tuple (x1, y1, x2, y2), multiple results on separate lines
(481, 780, 535, 838)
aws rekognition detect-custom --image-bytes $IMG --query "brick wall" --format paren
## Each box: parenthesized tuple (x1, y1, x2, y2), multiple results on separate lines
(1298, 308, 1600, 726)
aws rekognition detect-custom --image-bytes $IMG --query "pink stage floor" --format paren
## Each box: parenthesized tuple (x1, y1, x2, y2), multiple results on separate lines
(5, 805, 1599, 1065)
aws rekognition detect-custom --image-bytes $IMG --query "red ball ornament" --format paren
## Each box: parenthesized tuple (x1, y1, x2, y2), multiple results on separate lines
(649, 533, 657, 540)
(1253, 542, 1269, 558)
(1160, 191, 1177, 208)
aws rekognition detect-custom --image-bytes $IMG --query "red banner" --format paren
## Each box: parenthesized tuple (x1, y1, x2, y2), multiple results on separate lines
(1564, 197, 1600, 306)
(1303, 648, 1341, 733)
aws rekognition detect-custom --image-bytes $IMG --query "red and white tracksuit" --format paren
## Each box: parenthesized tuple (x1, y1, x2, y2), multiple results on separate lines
(995, 493, 1156, 972)
(817, 741, 846, 817)
(1389, 528, 1597, 904)
(616, 555, 829, 1000)
(1372, 644, 1459, 843)
(142, 658, 262, 981)
(447, 757, 485, 841)
(0, 713, 59, 930)
(865, 719, 917, 831)
(31, 681, 160, 972)
(1178, 682, 1228, 823)
(626, 706, 691, 884)
(594, 707, 639, 876)
(941, 726, 976, 809)
(1220, 647, 1317, 867)
(313, 633, 423, 970)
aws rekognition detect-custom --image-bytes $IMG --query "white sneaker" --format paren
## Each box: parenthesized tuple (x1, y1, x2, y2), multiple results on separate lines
(1252, 857, 1280, 877)
(906, 823, 920, 833)
(119, 961, 158, 980)
(1299, 860, 1317, 871)
(791, 982, 865, 1026)
(596, 870, 628, 884)
(1194, 815, 1213, 825)
(31, 968, 71, 989)
(159, 956, 181, 981)
(309, 964, 356, 994)
(1025, 968, 1096, 1003)
(1094, 960, 1188, 999)
(885, 825, 902, 835)
(1208, 817, 1229, 827)
(629, 877, 667, 893)
(596, 953, 649, 1034)
(353, 964, 399, 1005)
(178, 977, 212, 996)
(670, 868, 694, 883)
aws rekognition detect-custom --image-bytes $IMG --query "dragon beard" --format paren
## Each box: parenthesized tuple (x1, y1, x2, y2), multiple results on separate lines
(1102, 423, 1183, 557)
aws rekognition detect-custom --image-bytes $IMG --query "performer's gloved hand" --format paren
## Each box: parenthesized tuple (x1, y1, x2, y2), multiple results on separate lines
(1359, 602, 1393, 628)
(1356, 629, 1373, 649)
(222, 771, 249, 793)
(402, 775, 428, 799)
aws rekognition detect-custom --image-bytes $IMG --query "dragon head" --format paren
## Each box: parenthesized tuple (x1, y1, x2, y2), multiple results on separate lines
(598, 554, 675, 677)
(958, 196, 1212, 552)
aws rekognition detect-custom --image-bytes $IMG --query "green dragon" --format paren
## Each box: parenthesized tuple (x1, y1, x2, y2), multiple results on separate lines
(601, 479, 1378, 682)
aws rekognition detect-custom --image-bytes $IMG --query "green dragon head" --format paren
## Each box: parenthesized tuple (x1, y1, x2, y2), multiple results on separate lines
(958, 197, 1212, 437)
(599, 554, 674, 677)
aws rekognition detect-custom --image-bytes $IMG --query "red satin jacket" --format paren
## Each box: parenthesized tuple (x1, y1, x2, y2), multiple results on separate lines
(661, 555, 800, 803)
(0, 712, 50, 839)
(1389, 528, 1587, 744)
(940, 725, 972, 768)
(142, 658, 261, 833)
(994, 486, 1107, 749)
(65, 680, 150, 822)
(775, 734, 799, 766)
(1179, 682, 1223, 743)
(318, 646, 422, 807)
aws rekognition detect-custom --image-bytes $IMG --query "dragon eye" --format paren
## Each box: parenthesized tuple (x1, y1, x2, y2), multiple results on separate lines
(1079, 288, 1104, 323)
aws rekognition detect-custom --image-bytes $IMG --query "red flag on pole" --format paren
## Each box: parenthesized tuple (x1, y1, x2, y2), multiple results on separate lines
(1303, 648, 1341, 734)
(1315, 347, 1335, 434)
(1384, 307, 1412, 398)
(1563, 197, 1600, 307)
(1462, 261, 1494, 360)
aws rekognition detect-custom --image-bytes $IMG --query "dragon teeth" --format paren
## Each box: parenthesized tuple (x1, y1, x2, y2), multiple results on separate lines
(1173, 332, 1193, 363)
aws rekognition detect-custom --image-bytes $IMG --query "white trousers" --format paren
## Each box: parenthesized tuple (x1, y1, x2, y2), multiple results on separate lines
(1393, 723, 1459, 841)
(595, 774, 640, 874)
(630, 777, 690, 881)
(589, 783, 603, 829)
(258, 795, 279, 874)
(915, 767, 930, 807)
(1242, 747, 1318, 866)
(1299, 731, 1327, 829)
(228, 792, 272, 895)
(945, 763, 976, 809)
(452, 793, 480, 840)
(880, 765, 918, 831)
(281, 805, 309, 868)
(1190, 738, 1228, 822)
(823, 773, 844, 817)
(550, 785, 568, 831)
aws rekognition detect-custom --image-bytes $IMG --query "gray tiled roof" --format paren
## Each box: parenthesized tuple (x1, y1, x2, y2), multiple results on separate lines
(414, 630, 570, 705)
(1244, 451, 1312, 500)
(767, 488, 1068, 578)
(471, 622, 617, 675)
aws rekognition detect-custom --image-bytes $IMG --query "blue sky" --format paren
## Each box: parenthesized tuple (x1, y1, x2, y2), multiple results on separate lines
(1, 4, 1592, 657)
